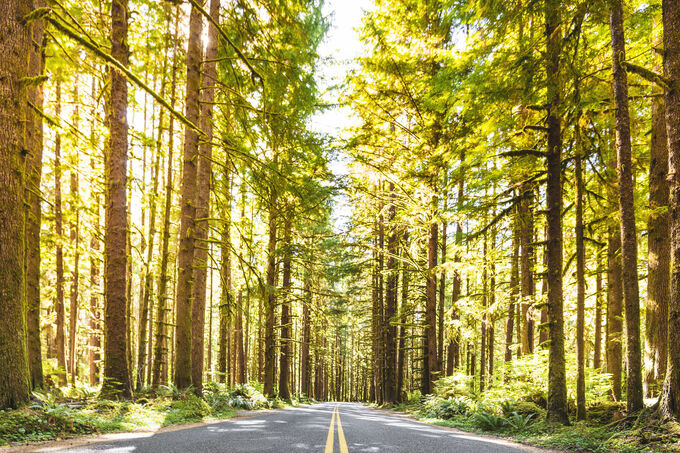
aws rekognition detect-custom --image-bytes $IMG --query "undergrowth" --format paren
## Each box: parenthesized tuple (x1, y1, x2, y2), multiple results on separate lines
(0, 380, 307, 447)
(389, 352, 679, 452)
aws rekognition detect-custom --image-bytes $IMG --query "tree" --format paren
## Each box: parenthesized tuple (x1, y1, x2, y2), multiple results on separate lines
(609, 0, 643, 412)
(102, 0, 132, 399)
(174, 0, 204, 391)
(0, 0, 33, 409)
(545, 0, 568, 424)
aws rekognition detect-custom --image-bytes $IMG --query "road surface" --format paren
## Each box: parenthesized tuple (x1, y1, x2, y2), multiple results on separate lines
(28, 403, 550, 452)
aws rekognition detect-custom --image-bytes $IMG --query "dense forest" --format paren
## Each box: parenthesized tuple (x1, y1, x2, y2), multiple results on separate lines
(4, 0, 680, 449)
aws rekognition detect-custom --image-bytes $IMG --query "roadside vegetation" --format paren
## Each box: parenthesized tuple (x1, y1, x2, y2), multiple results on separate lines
(0, 382, 309, 447)
(389, 352, 680, 452)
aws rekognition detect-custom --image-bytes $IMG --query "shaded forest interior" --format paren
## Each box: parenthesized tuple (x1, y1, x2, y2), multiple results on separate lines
(6, 0, 680, 439)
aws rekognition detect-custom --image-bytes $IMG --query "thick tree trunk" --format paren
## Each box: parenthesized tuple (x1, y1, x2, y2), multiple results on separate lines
(173, 0, 204, 391)
(607, 226, 623, 401)
(25, 4, 45, 389)
(659, 0, 680, 419)
(0, 0, 32, 408)
(609, 0, 644, 412)
(191, 0, 220, 394)
(646, 15, 670, 397)
(102, 0, 132, 399)
(545, 0, 568, 424)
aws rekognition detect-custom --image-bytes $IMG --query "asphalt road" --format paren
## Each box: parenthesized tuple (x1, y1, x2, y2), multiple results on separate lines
(30, 403, 549, 453)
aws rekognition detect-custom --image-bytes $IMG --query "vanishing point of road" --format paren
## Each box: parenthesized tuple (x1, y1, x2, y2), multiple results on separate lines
(26, 403, 551, 452)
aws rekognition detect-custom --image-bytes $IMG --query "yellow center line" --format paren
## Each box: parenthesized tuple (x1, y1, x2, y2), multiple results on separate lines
(324, 405, 336, 453)
(336, 406, 349, 453)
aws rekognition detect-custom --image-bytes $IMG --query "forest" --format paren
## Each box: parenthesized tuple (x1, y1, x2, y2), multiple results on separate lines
(3, 0, 680, 451)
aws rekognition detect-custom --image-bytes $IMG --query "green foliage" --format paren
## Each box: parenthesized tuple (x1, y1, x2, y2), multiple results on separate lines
(164, 395, 212, 425)
(471, 408, 507, 431)
(432, 373, 474, 399)
(0, 408, 94, 445)
(422, 396, 472, 419)
(505, 412, 535, 431)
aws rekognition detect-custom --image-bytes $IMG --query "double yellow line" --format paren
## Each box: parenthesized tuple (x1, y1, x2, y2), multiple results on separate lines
(324, 405, 349, 453)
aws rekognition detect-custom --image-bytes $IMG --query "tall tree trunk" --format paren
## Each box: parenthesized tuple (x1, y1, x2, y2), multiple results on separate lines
(425, 198, 439, 394)
(545, 0, 568, 423)
(607, 226, 623, 401)
(396, 234, 409, 398)
(55, 81, 67, 387)
(68, 84, 80, 387)
(609, 0, 643, 412)
(218, 166, 232, 384)
(506, 209, 519, 363)
(594, 251, 603, 370)
(447, 154, 464, 375)
(25, 3, 45, 389)
(191, 0, 220, 394)
(300, 281, 311, 396)
(279, 218, 292, 399)
(646, 15, 670, 397)
(89, 74, 101, 387)
(0, 0, 32, 409)
(520, 185, 535, 355)
(173, 0, 204, 390)
(480, 233, 488, 392)
(575, 127, 586, 420)
(384, 182, 398, 403)
(151, 8, 179, 387)
(263, 181, 278, 397)
(102, 0, 132, 398)
(659, 0, 680, 419)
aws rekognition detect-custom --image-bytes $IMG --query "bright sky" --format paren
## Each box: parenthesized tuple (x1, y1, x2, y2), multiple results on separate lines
(312, 0, 372, 230)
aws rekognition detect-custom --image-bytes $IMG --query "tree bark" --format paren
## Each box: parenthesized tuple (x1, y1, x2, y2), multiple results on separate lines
(575, 128, 586, 420)
(25, 2, 45, 389)
(425, 200, 439, 394)
(646, 14, 669, 397)
(102, 0, 132, 399)
(263, 181, 278, 397)
(54, 81, 67, 387)
(520, 185, 535, 355)
(607, 226, 623, 401)
(151, 8, 179, 388)
(384, 182, 398, 402)
(173, 0, 204, 391)
(545, 0, 568, 423)
(506, 209, 519, 363)
(609, 0, 644, 412)
(278, 217, 292, 399)
(0, 0, 32, 409)
(191, 0, 220, 394)
(659, 0, 680, 419)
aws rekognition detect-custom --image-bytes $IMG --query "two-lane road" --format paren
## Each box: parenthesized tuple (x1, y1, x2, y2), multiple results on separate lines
(30, 403, 550, 452)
